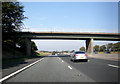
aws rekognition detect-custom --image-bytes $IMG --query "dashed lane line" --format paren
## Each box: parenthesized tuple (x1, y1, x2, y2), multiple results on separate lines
(68, 66, 72, 70)
(0, 58, 44, 82)
(58, 57, 72, 70)
(58, 57, 60, 60)
(108, 64, 119, 68)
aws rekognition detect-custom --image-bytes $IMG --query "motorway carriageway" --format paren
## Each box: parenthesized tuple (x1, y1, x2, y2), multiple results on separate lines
(2, 55, 119, 82)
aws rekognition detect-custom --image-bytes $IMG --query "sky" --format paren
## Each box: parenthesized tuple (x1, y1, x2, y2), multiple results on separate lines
(21, 2, 119, 51)
(18, 0, 119, 2)
(22, 2, 118, 33)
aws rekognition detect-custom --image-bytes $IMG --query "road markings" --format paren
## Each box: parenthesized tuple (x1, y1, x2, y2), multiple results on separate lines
(88, 60, 90, 62)
(108, 64, 119, 68)
(68, 66, 72, 70)
(0, 58, 44, 82)
(62, 60, 64, 62)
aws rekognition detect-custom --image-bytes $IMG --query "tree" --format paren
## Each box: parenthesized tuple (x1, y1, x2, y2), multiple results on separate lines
(31, 41, 38, 52)
(17, 38, 26, 52)
(100, 45, 106, 52)
(71, 50, 75, 53)
(93, 45, 99, 52)
(2, 2, 29, 53)
(80, 47, 85, 51)
(113, 42, 120, 51)
(17, 40, 38, 53)
(106, 43, 113, 51)
(2, 2, 27, 32)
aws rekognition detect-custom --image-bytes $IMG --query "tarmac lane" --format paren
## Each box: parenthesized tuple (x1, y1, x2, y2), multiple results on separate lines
(4, 56, 95, 82)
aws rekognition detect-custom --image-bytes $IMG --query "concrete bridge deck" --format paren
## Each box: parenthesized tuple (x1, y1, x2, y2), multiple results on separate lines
(3, 32, 120, 56)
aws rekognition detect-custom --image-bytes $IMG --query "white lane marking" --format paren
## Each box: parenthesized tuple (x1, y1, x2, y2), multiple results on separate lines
(0, 58, 44, 82)
(58, 57, 61, 60)
(108, 64, 119, 68)
(88, 60, 90, 62)
(62, 60, 64, 62)
(68, 66, 72, 70)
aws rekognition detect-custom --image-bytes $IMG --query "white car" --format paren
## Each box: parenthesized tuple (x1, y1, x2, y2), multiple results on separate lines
(70, 51, 88, 62)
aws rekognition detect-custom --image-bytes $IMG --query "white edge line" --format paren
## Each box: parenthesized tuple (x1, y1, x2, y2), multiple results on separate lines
(68, 66, 72, 70)
(108, 64, 119, 68)
(0, 58, 44, 82)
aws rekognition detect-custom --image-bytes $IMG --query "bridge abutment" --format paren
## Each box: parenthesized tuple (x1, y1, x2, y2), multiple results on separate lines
(25, 38, 31, 56)
(86, 38, 93, 54)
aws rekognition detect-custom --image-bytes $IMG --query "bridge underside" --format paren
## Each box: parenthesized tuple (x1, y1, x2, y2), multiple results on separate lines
(24, 38, 111, 56)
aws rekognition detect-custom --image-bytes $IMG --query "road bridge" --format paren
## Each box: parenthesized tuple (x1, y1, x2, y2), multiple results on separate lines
(3, 32, 120, 56)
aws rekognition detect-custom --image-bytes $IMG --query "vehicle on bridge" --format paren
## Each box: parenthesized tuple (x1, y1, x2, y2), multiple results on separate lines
(70, 51, 88, 62)
(52, 52, 56, 55)
(106, 51, 111, 54)
(93, 52, 98, 54)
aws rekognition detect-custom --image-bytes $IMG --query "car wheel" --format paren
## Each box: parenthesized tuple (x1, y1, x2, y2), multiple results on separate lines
(85, 59, 88, 62)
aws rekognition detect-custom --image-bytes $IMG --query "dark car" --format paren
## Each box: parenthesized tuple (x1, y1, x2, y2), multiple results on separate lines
(106, 51, 111, 54)
(93, 52, 98, 54)
(52, 52, 55, 55)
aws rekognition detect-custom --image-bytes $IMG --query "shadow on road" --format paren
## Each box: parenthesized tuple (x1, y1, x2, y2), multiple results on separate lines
(2, 53, 42, 69)
(2, 60, 28, 69)
(40, 55, 70, 58)
(71, 60, 88, 63)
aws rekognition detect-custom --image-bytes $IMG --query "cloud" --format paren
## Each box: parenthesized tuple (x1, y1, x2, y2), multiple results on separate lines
(63, 16, 69, 18)
(22, 27, 54, 32)
(39, 17, 47, 20)
(22, 27, 118, 33)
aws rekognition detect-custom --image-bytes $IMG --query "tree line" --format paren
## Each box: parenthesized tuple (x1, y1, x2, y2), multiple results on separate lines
(93, 42, 120, 52)
(2, 2, 38, 55)
(79, 42, 120, 52)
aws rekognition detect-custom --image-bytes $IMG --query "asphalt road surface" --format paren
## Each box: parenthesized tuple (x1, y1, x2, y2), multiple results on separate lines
(4, 55, 119, 82)
(59, 55, 119, 82)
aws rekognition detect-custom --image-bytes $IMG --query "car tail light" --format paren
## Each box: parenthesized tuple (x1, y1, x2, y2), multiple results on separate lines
(84, 54, 87, 56)
(74, 55, 78, 56)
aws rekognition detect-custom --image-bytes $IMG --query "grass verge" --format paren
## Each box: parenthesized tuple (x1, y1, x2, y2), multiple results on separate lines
(35, 51, 51, 56)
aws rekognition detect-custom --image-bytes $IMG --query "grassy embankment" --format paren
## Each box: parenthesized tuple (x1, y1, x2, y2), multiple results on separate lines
(35, 51, 52, 56)
(2, 45, 51, 66)
(2, 52, 39, 66)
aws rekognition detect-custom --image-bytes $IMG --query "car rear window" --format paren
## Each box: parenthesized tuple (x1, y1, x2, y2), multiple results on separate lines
(75, 52, 85, 54)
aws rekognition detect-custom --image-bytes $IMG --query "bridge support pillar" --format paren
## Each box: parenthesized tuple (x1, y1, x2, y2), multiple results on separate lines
(86, 38, 93, 54)
(25, 38, 31, 56)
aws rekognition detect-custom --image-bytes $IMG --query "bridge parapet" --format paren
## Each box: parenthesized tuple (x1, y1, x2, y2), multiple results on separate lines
(3, 32, 120, 41)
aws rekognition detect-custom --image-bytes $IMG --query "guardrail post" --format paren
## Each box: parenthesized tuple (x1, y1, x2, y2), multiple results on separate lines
(86, 38, 93, 54)
(25, 38, 31, 56)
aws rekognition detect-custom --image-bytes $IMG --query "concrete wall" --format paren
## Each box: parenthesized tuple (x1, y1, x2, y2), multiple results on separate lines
(25, 38, 31, 56)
